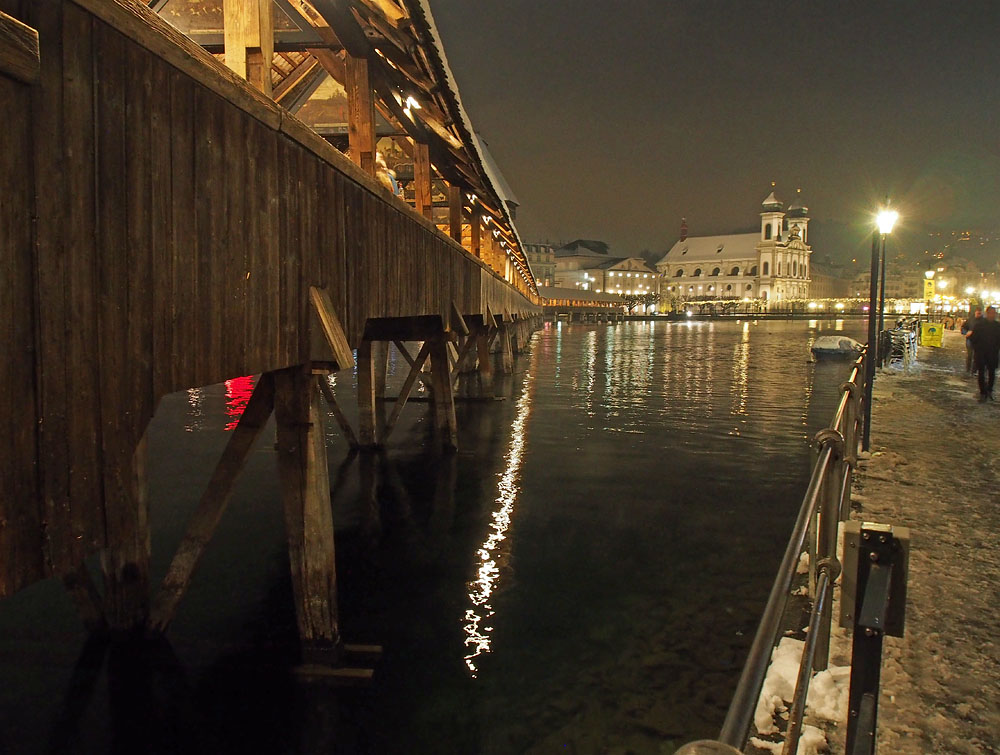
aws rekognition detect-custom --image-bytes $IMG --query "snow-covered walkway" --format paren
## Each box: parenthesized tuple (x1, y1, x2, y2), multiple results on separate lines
(849, 328, 1000, 753)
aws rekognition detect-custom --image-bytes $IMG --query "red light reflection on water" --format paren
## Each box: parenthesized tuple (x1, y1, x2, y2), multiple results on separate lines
(224, 376, 255, 431)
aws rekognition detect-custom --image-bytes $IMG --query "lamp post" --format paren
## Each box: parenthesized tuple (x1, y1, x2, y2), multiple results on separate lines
(862, 208, 898, 452)
(876, 209, 897, 334)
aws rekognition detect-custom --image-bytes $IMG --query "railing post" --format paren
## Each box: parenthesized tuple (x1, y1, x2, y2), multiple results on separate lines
(813, 429, 844, 672)
(840, 381, 860, 465)
(844, 524, 909, 755)
(839, 380, 861, 522)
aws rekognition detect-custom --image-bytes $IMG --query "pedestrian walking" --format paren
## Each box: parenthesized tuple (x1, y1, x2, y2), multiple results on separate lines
(968, 306, 1000, 401)
(962, 308, 983, 375)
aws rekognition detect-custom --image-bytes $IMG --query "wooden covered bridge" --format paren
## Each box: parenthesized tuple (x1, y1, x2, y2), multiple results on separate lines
(0, 0, 541, 662)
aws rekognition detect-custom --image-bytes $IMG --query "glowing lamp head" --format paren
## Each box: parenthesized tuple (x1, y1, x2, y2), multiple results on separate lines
(925, 270, 935, 279)
(876, 209, 899, 235)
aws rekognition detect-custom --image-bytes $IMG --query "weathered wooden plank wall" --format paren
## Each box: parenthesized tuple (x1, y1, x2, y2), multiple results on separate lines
(0, 39, 42, 596)
(0, 0, 538, 596)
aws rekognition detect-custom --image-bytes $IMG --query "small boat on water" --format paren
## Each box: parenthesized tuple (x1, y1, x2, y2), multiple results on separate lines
(811, 335, 863, 360)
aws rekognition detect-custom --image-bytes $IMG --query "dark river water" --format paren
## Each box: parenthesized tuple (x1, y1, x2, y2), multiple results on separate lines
(0, 319, 865, 754)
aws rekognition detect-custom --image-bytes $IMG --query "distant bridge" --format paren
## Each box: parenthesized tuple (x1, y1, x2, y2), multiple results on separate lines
(540, 287, 625, 320)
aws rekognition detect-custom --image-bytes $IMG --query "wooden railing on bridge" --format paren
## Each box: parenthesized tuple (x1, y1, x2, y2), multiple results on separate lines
(0, 0, 540, 647)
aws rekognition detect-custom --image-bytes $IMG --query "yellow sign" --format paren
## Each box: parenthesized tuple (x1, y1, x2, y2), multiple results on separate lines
(921, 322, 944, 347)
(923, 279, 935, 299)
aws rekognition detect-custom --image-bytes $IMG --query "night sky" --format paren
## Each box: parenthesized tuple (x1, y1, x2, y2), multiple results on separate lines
(431, 0, 1000, 260)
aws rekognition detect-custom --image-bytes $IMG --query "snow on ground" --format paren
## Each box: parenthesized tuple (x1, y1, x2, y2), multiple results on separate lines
(845, 330, 1000, 754)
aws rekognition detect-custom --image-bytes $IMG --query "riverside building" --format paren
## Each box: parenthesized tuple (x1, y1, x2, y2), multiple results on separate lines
(553, 239, 660, 299)
(657, 190, 813, 307)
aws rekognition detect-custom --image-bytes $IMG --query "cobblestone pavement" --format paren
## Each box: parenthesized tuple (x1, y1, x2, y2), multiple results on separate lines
(850, 329, 1000, 754)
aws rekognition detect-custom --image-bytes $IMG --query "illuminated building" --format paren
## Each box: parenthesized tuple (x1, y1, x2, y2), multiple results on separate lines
(656, 189, 814, 304)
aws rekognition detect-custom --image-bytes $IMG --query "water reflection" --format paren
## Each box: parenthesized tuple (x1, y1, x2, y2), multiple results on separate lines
(0, 320, 874, 754)
(730, 321, 751, 423)
(184, 387, 205, 433)
(224, 376, 255, 431)
(463, 361, 536, 677)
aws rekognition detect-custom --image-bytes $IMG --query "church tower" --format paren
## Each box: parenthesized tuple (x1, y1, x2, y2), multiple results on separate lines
(756, 186, 784, 302)
(760, 187, 784, 242)
(786, 188, 810, 244)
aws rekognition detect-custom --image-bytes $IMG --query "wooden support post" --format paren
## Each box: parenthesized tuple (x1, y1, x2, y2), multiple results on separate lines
(274, 367, 340, 652)
(393, 340, 434, 396)
(477, 325, 494, 383)
(449, 301, 470, 338)
(414, 141, 432, 220)
(100, 431, 151, 632)
(383, 341, 431, 441)
(448, 184, 463, 243)
(309, 287, 355, 371)
(317, 377, 359, 450)
(345, 54, 376, 175)
(357, 338, 378, 447)
(148, 374, 276, 632)
(500, 324, 513, 375)
(223, 0, 274, 96)
(374, 340, 388, 399)
(454, 328, 479, 378)
(470, 206, 482, 258)
(428, 336, 458, 449)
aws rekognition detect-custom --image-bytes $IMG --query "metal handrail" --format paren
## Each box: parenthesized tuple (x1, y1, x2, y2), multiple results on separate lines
(704, 351, 866, 752)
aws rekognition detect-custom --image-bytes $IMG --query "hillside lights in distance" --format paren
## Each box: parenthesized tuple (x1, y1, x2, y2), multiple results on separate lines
(876, 209, 898, 235)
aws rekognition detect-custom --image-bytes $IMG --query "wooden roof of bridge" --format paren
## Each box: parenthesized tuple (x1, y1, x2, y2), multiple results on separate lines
(149, 0, 536, 295)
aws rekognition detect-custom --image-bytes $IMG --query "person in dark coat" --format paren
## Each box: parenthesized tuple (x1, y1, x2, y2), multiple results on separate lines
(969, 305, 1000, 401)
(962, 308, 983, 374)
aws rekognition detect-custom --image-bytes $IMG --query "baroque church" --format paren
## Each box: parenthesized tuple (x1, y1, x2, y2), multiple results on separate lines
(656, 189, 813, 304)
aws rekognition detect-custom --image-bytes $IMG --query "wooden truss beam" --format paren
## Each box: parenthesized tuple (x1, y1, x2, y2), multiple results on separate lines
(223, 0, 275, 96)
(0, 10, 40, 84)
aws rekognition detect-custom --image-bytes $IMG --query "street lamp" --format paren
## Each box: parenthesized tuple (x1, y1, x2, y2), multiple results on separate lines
(863, 206, 898, 452)
(875, 209, 898, 333)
